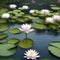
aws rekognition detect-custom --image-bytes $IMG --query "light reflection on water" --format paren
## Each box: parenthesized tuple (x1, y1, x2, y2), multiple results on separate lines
(1, 24, 60, 60)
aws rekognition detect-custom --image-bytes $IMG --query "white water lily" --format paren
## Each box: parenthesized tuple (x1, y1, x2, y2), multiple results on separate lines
(46, 17, 54, 23)
(29, 10, 35, 13)
(22, 5, 29, 9)
(9, 4, 17, 9)
(40, 9, 50, 15)
(52, 15, 60, 21)
(24, 49, 40, 60)
(19, 24, 34, 33)
(1, 13, 10, 19)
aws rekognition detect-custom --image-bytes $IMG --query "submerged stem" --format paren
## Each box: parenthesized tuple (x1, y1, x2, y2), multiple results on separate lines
(26, 33, 27, 39)
(25, 33, 28, 43)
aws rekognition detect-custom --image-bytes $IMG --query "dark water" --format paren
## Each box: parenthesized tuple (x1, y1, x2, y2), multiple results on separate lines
(0, 24, 60, 60)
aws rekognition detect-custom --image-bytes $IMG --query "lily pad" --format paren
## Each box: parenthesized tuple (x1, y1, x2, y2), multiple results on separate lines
(0, 8, 9, 16)
(18, 38, 33, 49)
(0, 39, 6, 43)
(0, 44, 16, 56)
(0, 34, 8, 40)
(8, 38, 20, 44)
(48, 24, 58, 30)
(0, 19, 7, 23)
(41, 58, 52, 60)
(51, 7, 60, 10)
(0, 23, 9, 32)
(9, 28, 20, 34)
(48, 42, 60, 57)
(0, 58, 16, 60)
(32, 23, 46, 30)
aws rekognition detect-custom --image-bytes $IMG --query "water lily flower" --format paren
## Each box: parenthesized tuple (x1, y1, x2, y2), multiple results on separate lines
(29, 10, 35, 13)
(24, 49, 40, 60)
(19, 24, 34, 33)
(9, 4, 17, 9)
(46, 17, 54, 23)
(52, 15, 60, 21)
(22, 5, 29, 9)
(40, 9, 50, 15)
(1, 13, 10, 19)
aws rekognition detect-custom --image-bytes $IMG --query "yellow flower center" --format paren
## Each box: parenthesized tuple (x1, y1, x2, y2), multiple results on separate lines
(29, 51, 35, 55)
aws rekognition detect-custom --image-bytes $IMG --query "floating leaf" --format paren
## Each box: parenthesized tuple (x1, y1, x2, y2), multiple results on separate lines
(0, 44, 16, 56)
(9, 28, 20, 34)
(51, 7, 60, 10)
(48, 42, 60, 57)
(48, 24, 58, 30)
(8, 38, 20, 44)
(0, 23, 9, 32)
(0, 19, 7, 23)
(32, 23, 46, 30)
(16, 18, 27, 23)
(0, 8, 9, 16)
(18, 38, 33, 49)
(0, 39, 6, 43)
(0, 34, 8, 40)
(0, 58, 16, 60)
(41, 58, 52, 60)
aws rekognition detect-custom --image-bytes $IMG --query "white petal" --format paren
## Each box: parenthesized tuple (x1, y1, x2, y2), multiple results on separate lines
(18, 28, 24, 31)
(29, 29, 34, 32)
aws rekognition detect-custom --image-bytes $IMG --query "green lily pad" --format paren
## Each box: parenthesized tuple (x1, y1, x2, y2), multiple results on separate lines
(9, 28, 20, 34)
(0, 39, 6, 43)
(48, 24, 58, 30)
(41, 58, 52, 60)
(0, 44, 16, 56)
(0, 8, 9, 16)
(9, 19, 16, 23)
(48, 42, 60, 57)
(18, 38, 33, 49)
(0, 19, 7, 23)
(0, 58, 16, 60)
(0, 23, 9, 32)
(0, 34, 8, 40)
(8, 38, 20, 44)
(32, 23, 46, 30)
(51, 7, 60, 10)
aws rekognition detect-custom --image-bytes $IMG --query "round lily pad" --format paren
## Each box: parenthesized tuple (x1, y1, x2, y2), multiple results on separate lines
(0, 34, 8, 40)
(32, 23, 46, 30)
(18, 38, 33, 49)
(0, 44, 16, 56)
(9, 28, 20, 34)
(0, 19, 7, 23)
(48, 42, 60, 57)
(0, 23, 9, 32)
(8, 38, 20, 44)
(0, 39, 6, 43)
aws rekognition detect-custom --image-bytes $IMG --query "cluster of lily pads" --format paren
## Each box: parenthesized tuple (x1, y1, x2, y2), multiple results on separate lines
(0, 4, 60, 59)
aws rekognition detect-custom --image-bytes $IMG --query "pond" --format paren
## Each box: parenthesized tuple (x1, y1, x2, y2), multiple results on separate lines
(0, 2, 60, 60)
(0, 24, 60, 60)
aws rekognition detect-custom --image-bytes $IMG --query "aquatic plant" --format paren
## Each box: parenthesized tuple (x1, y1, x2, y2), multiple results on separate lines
(22, 5, 29, 9)
(24, 49, 40, 60)
(18, 24, 34, 48)
(48, 41, 60, 57)
(19, 24, 34, 39)
(9, 4, 17, 9)
(1, 13, 10, 19)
